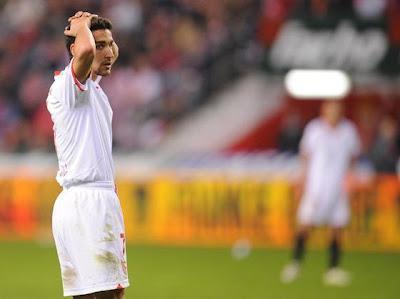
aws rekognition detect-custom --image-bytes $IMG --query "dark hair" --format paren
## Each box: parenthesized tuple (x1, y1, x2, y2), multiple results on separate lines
(65, 16, 113, 59)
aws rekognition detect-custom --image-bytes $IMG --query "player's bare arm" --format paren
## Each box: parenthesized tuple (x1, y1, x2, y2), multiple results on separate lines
(64, 11, 98, 83)
(298, 152, 309, 189)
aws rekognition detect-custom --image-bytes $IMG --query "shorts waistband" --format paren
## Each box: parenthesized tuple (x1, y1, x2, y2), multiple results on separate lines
(63, 181, 115, 190)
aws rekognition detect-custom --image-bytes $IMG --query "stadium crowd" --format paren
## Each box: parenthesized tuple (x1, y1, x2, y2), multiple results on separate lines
(0, 0, 259, 152)
(0, 0, 399, 173)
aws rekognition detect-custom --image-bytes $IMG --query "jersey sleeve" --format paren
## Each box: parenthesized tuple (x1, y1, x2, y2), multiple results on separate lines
(299, 121, 316, 156)
(50, 59, 90, 109)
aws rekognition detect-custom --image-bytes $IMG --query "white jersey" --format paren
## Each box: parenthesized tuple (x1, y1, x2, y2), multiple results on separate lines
(297, 117, 361, 227)
(300, 118, 361, 201)
(46, 60, 115, 188)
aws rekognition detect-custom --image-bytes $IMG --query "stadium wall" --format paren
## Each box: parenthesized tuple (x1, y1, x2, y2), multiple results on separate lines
(0, 171, 399, 251)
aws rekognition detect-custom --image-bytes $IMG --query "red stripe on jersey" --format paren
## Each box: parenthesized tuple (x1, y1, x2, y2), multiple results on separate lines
(54, 70, 61, 76)
(71, 63, 85, 92)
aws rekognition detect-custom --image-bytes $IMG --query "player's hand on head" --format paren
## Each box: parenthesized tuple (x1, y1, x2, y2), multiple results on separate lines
(68, 11, 84, 21)
(64, 11, 98, 37)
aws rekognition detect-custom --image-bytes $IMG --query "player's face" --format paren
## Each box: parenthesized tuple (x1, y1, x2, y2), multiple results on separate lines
(321, 101, 343, 126)
(92, 29, 116, 76)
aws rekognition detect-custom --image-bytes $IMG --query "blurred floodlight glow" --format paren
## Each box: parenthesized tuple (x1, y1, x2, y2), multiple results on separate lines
(284, 70, 351, 99)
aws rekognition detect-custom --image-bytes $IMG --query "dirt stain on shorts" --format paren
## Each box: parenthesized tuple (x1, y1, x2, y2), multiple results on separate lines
(62, 265, 77, 289)
(95, 250, 122, 280)
(101, 223, 117, 242)
(96, 250, 118, 263)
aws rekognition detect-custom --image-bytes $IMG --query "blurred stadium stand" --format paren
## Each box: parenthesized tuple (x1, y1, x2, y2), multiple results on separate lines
(0, 0, 399, 175)
(0, 0, 261, 153)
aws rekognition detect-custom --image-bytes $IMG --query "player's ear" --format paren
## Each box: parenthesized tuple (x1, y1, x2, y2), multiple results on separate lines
(70, 43, 76, 57)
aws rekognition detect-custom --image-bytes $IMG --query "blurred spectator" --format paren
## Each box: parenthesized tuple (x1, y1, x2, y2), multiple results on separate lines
(368, 115, 400, 173)
(277, 109, 303, 154)
(291, 0, 355, 20)
(257, 0, 295, 46)
(103, 0, 143, 34)
(353, 0, 387, 20)
(103, 52, 163, 150)
(1, 0, 46, 30)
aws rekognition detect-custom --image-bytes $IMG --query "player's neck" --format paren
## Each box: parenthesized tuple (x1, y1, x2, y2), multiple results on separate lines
(325, 118, 341, 128)
(91, 71, 98, 81)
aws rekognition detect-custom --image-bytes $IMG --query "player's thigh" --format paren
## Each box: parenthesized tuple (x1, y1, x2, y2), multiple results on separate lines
(297, 195, 320, 226)
(96, 289, 125, 299)
(73, 295, 95, 299)
(73, 289, 124, 299)
(329, 198, 349, 228)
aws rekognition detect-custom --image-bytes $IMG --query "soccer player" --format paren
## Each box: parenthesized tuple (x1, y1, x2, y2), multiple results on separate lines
(280, 100, 361, 286)
(46, 11, 129, 298)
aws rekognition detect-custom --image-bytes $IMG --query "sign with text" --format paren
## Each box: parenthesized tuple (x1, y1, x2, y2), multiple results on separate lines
(263, 18, 400, 75)
(0, 174, 399, 251)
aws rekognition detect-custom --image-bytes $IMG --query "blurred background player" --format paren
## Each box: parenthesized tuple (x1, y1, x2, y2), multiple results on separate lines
(46, 11, 128, 298)
(280, 99, 361, 286)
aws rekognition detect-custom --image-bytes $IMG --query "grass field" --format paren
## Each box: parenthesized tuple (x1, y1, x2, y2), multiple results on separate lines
(0, 241, 399, 299)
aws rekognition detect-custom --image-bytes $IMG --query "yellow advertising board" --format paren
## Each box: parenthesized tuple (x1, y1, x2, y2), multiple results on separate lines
(0, 174, 399, 250)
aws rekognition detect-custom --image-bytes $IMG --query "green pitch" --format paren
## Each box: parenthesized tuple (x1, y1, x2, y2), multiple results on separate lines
(0, 241, 399, 299)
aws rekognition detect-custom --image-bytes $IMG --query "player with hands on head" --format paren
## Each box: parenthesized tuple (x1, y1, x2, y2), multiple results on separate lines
(47, 11, 127, 299)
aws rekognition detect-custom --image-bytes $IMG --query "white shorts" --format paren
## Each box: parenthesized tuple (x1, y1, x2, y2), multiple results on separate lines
(52, 183, 129, 297)
(297, 192, 350, 228)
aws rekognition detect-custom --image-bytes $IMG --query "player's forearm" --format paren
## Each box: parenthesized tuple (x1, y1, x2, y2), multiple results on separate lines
(73, 25, 95, 81)
(75, 25, 95, 59)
